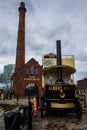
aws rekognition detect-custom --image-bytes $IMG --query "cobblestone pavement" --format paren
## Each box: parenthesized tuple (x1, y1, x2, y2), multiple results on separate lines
(33, 112, 87, 130)
(0, 99, 87, 130)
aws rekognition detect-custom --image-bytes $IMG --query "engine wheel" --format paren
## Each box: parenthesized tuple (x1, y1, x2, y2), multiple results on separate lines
(76, 107, 82, 118)
(75, 99, 83, 118)
(40, 96, 44, 118)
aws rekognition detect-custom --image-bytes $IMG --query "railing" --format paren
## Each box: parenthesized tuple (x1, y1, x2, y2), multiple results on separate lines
(62, 55, 74, 59)
(42, 55, 75, 59)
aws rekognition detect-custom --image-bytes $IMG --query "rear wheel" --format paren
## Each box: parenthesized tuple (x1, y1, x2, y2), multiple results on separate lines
(75, 100, 82, 118)
(40, 95, 44, 118)
(76, 106, 82, 118)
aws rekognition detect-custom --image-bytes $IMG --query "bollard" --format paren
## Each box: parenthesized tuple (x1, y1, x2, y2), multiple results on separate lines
(4, 111, 20, 130)
(27, 100, 32, 130)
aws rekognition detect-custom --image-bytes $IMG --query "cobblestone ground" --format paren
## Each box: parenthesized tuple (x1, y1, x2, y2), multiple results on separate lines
(32, 112, 87, 130)
(0, 99, 87, 130)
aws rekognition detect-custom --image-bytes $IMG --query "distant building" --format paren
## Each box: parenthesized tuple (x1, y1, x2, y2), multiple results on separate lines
(77, 79, 87, 112)
(0, 64, 15, 88)
(4, 64, 15, 84)
(77, 78, 87, 89)
(0, 73, 5, 83)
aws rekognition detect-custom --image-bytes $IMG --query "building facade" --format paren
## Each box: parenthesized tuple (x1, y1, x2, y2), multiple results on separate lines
(77, 78, 87, 89)
(77, 77, 87, 111)
(0, 64, 15, 88)
(4, 64, 15, 84)
(0, 73, 5, 83)
(13, 58, 42, 97)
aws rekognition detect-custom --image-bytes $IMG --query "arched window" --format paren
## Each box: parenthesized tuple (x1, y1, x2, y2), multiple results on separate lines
(36, 68, 39, 76)
(26, 68, 29, 76)
(30, 66, 34, 75)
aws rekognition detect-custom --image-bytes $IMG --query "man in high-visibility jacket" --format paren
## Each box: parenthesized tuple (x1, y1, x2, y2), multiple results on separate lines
(33, 97, 37, 116)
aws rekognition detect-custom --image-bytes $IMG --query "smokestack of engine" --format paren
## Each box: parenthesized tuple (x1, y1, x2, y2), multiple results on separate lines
(56, 40, 63, 83)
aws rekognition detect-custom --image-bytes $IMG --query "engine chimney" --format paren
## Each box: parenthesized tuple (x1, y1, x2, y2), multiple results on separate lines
(56, 40, 63, 83)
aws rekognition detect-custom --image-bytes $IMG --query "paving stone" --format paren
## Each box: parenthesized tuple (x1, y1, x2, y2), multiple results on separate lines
(32, 113, 87, 130)
(0, 99, 87, 130)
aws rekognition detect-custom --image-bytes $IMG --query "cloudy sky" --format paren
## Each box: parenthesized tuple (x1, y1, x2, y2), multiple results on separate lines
(0, 0, 87, 83)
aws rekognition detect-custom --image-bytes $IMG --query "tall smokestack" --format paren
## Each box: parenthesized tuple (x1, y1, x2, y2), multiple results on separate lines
(56, 40, 63, 83)
(15, 2, 26, 71)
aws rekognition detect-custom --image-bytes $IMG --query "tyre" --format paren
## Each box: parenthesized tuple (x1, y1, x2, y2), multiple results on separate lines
(40, 96, 44, 118)
(76, 108, 82, 118)
(76, 103, 82, 118)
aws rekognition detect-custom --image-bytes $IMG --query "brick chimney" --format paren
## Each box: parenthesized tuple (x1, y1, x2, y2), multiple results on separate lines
(15, 2, 26, 71)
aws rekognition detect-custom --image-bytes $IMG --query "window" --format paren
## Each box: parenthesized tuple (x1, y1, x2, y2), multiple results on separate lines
(36, 68, 39, 76)
(46, 76, 52, 85)
(26, 68, 29, 76)
(30, 66, 34, 75)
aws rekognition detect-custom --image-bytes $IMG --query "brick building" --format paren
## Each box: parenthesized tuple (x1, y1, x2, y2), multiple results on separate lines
(13, 58, 42, 97)
(13, 2, 42, 97)
(77, 78, 87, 111)
(77, 78, 87, 89)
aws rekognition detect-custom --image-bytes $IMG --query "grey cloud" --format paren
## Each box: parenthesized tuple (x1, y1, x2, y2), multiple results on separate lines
(0, 0, 87, 82)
